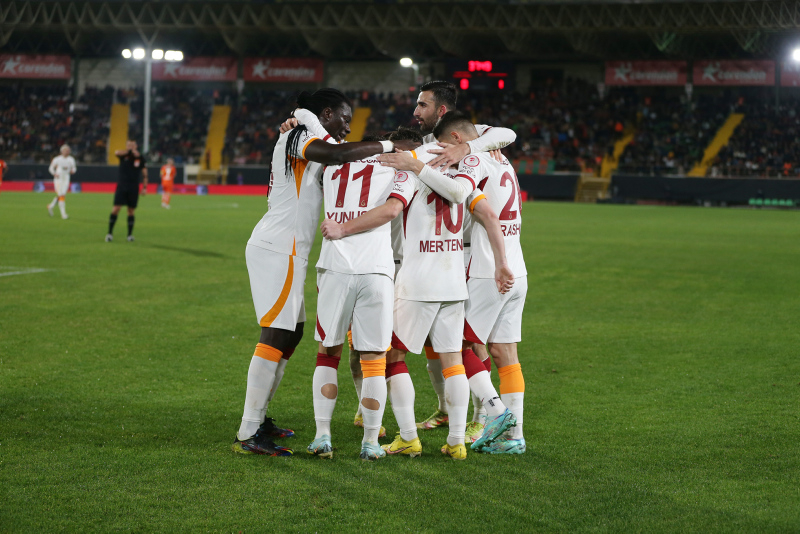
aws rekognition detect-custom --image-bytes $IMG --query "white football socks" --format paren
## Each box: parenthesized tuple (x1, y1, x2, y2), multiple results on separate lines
(425, 355, 447, 413)
(387, 372, 417, 441)
(444, 373, 470, 447)
(237, 356, 278, 440)
(312, 365, 338, 439)
(501, 392, 524, 440)
(268, 357, 288, 403)
(467, 370, 506, 417)
(471, 391, 487, 423)
(360, 375, 387, 444)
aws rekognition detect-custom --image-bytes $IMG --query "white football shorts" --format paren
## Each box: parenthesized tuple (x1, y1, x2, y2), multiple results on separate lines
(246, 245, 307, 331)
(392, 298, 465, 354)
(464, 276, 527, 344)
(54, 175, 70, 196)
(314, 270, 394, 352)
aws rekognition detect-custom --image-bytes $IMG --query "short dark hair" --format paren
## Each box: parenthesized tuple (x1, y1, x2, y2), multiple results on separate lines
(387, 127, 424, 144)
(432, 111, 476, 140)
(361, 135, 385, 143)
(419, 81, 457, 111)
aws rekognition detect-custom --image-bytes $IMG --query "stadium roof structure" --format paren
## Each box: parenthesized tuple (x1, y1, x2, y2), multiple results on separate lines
(2, 1, 800, 61)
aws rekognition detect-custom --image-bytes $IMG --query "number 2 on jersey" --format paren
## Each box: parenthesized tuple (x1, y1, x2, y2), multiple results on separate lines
(499, 171, 522, 220)
(331, 163, 373, 208)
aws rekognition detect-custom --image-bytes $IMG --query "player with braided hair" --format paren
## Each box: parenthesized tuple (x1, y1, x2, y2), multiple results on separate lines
(233, 88, 417, 457)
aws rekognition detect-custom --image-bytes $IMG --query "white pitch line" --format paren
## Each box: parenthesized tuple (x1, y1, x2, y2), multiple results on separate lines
(0, 268, 51, 278)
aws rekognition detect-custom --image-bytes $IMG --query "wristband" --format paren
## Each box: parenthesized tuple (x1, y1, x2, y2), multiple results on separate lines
(379, 140, 394, 153)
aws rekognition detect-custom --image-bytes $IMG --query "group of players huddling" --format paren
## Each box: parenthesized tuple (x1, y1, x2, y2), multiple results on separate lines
(233, 82, 527, 460)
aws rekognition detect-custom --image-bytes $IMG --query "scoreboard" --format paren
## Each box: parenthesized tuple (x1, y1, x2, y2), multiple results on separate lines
(447, 60, 514, 91)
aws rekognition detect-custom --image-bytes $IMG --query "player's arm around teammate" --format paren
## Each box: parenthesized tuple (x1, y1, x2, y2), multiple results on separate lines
(426, 125, 517, 170)
(288, 106, 420, 165)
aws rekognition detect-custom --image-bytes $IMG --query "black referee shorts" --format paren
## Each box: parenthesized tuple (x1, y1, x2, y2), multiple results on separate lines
(113, 187, 139, 208)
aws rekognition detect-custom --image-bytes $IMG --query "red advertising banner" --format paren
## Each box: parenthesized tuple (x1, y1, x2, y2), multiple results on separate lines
(780, 61, 800, 87)
(693, 60, 775, 86)
(243, 58, 324, 83)
(605, 61, 687, 86)
(0, 54, 71, 79)
(151, 57, 237, 81)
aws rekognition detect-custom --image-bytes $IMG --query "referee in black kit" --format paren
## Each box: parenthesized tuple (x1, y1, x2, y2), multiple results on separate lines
(106, 140, 148, 242)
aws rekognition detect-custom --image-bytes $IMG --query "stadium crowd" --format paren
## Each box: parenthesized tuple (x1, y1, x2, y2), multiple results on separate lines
(2, 81, 799, 178)
(712, 92, 800, 178)
(0, 84, 112, 164)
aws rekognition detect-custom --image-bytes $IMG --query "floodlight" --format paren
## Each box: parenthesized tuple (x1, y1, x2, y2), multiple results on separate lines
(152, 49, 164, 60)
(167, 50, 184, 62)
(132, 48, 145, 60)
(792, 48, 800, 62)
(399, 57, 414, 68)
(121, 49, 132, 59)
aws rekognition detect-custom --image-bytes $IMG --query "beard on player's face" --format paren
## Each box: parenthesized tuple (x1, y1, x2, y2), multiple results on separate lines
(417, 114, 437, 134)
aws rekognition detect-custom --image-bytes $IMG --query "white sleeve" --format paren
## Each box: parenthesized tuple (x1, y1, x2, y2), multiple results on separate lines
(388, 171, 417, 208)
(294, 108, 337, 144)
(48, 158, 57, 175)
(70, 157, 77, 173)
(410, 142, 442, 165)
(416, 165, 474, 204)
(467, 125, 516, 154)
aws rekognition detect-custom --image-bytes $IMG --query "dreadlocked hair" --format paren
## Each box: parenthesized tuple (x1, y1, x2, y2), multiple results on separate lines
(285, 88, 352, 177)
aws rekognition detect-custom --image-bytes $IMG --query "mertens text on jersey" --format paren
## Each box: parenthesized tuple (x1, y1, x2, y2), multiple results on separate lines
(420, 239, 463, 253)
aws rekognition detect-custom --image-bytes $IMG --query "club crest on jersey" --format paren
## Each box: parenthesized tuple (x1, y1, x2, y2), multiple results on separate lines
(463, 155, 480, 168)
(395, 171, 409, 183)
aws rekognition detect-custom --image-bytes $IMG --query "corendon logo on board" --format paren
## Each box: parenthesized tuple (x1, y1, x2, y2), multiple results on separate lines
(0, 55, 71, 79)
(151, 57, 236, 81)
(243, 58, 324, 83)
(693, 60, 775, 86)
(605, 61, 687, 86)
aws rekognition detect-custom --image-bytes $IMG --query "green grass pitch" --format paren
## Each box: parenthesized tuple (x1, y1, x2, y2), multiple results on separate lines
(1, 191, 799, 532)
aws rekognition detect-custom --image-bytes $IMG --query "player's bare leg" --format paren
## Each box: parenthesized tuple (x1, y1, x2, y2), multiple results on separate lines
(382, 347, 422, 457)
